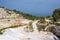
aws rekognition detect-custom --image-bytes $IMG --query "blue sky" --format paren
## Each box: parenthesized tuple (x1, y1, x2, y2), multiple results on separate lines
(0, 0, 60, 16)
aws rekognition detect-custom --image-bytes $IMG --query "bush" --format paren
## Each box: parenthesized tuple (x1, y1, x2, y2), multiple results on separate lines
(29, 22, 34, 32)
(54, 23, 60, 26)
(8, 26, 18, 28)
(0, 28, 7, 35)
(0, 25, 20, 35)
(37, 25, 42, 31)
(52, 8, 60, 22)
(39, 17, 45, 23)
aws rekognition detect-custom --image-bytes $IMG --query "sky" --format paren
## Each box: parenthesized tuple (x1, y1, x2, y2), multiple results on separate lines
(0, 0, 60, 16)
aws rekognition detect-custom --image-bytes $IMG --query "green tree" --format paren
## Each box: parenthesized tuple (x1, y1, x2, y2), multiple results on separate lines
(52, 8, 60, 22)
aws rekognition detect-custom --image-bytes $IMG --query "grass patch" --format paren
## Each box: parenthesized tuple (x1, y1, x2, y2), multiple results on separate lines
(0, 25, 22, 35)
(29, 22, 34, 32)
(37, 25, 42, 31)
(0, 28, 7, 34)
(8, 25, 19, 28)
(54, 23, 60, 26)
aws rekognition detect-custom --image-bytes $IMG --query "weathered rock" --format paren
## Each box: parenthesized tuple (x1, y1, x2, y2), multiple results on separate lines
(50, 26, 60, 37)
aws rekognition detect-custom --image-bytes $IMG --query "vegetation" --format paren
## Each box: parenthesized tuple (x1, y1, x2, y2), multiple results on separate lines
(0, 6, 38, 20)
(52, 8, 60, 22)
(37, 25, 42, 31)
(0, 6, 60, 33)
(39, 17, 45, 23)
(0, 7, 43, 20)
(12, 9, 38, 20)
(54, 23, 60, 26)
(0, 28, 8, 34)
(46, 16, 51, 19)
(29, 22, 34, 32)
(46, 26, 52, 32)
(36, 23, 42, 31)
(52, 8, 60, 25)
(29, 22, 32, 26)
(8, 25, 20, 28)
(0, 25, 21, 35)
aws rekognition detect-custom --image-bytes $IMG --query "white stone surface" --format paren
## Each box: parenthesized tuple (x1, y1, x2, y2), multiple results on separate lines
(0, 21, 59, 40)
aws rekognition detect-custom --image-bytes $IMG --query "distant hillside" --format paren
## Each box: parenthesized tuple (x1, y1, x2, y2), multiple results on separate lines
(0, 7, 23, 19)
(12, 9, 38, 20)
(0, 7, 38, 20)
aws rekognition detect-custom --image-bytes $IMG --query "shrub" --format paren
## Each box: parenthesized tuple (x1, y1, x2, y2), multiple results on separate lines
(37, 25, 42, 31)
(0, 25, 20, 35)
(54, 23, 60, 26)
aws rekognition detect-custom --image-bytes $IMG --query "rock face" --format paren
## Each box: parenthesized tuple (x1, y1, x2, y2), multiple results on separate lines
(0, 27, 59, 40)
(50, 26, 60, 37)
(0, 7, 59, 40)
(0, 20, 59, 40)
(0, 8, 24, 29)
(0, 8, 23, 19)
(37, 20, 60, 39)
(42, 24, 60, 39)
(39, 31, 59, 40)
